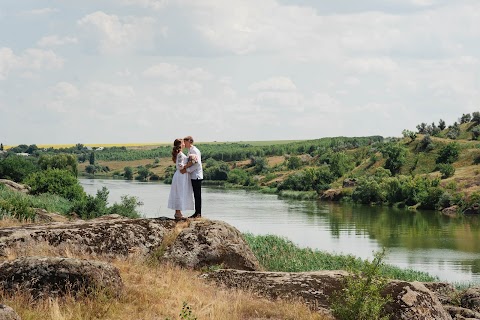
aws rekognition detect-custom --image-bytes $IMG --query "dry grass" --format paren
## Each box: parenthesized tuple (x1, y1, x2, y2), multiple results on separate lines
(0, 227, 328, 320)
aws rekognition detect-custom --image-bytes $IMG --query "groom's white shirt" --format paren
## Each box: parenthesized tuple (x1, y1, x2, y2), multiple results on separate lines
(186, 145, 203, 179)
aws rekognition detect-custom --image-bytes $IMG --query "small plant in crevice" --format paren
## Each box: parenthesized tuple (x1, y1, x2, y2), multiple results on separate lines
(330, 248, 392, 320)
(165, 302, 197, 320)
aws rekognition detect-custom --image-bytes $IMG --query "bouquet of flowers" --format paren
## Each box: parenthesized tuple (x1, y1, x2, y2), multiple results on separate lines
(188, 154, 198, 164)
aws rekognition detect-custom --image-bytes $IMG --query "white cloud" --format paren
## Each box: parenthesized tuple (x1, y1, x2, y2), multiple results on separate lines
(142, 63, 212, 81)
(77, 11, 156, 54)
(249, 77, 297, 92)
(0, 47, 63, 80)
(122, 0, 170, 10)
(37, 35, 78, 47)
(20, 8, 59, 16)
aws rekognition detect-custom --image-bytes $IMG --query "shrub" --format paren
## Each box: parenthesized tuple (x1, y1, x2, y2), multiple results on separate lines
(0, 155, 39, 182)
(227, 169, 254, 186)
(286, 155, 302, 170)
(418, 134, 434, 152)
(330, 249, 392, 320)
(436, 143, 459, 164)
(437, 163, 455, 179)
(352, 177, 385, 204)
(24, 169, 86, 202)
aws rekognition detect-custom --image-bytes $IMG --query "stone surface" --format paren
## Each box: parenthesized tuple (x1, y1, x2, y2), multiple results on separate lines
(383, 280, 452, 320)
(0, 256, 123, 298)
(203, 269, 453, 320)
(0, 217, 177, 257)
(0, 179, 29, 193)
(0, 218, 260, 271)
(163, 219, 260, 271)
(461, 286, 480, 312)
(320, 189, 343, 201)
(0, 304, 21, 320)
(423, 281, 458, 305)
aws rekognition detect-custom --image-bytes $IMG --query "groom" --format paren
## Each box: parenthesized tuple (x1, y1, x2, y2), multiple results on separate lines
(181, 136, 203, 218)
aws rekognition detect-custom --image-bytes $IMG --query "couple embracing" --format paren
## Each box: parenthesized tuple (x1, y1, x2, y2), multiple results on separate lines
(167, 136, 203, 220)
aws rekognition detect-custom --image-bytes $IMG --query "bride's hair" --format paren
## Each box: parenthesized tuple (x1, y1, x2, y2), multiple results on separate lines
(171, 139, 182, 163)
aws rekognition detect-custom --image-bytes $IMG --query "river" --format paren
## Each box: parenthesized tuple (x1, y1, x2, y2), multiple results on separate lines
(79, 178, 480, 284)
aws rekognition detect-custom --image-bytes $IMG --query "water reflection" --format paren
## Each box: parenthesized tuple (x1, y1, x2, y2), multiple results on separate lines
(79, 178, 480, 284)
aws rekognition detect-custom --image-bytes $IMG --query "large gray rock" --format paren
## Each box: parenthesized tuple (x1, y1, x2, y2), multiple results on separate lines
(0, 256, 123, 298)
(0, 179, 29, 193)
(0, 217, 177, 257)
(383, 280, 452, 320)
(162, 219, 260, 271)
(461, 286, 480, 312)
(0, 304, 21, 320)
(0, 218, 260, 271)
(202, 269, 452, 320)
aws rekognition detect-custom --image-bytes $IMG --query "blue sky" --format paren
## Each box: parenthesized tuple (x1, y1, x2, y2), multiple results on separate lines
(1, 0, 479, 145)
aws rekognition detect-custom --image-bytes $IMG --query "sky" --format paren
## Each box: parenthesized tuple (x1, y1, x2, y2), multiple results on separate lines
(1, 0, 480, 146)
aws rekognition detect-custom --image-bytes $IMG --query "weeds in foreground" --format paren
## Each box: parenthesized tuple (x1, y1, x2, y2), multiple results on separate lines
(330, 249, 392, 320)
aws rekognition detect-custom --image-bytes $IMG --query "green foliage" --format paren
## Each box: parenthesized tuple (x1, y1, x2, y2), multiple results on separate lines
(71, 186, 141, 219)
(278, 166, 334, 192)
(381, 143, 406, 175)
(352, 177, 385, 204)
(136, 166, 151, 181)
(329, 152, 354, 178)
(0, 193, 35, 221)
(38, 154, 78, 177)
(438, 163, 455, 179)
(472, 125, 480, 140)
(0, 155, 39, 182)
(418, 134, 434, 152)
(438, 119, 446, 130)
(165, 302, 197, 320)
(250, 156, 269, 174)
(227, 168, 254, 186)
(243, 233, 437, 281)
(330, 249, 392, 320)
(89, 151, 95, 165)
(460, 113, 472, 124)
(436, 142, 460, 164)
(447, 123, 460, 140)
(204, 160, 230, 180)
(24, 169, 86, 202)
(286, 155, 302, 170)
(472, 112, 480, 124)
(124, 166, 134, 180)
(402, 129, 417, 141)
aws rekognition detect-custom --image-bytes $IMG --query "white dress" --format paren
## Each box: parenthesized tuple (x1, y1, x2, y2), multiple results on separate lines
(167, 153, 194, 210)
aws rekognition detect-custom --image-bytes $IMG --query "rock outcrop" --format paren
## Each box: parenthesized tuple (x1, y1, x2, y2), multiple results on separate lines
(202, 269, 453, 320)
(163, 219, 260, 271)
(0, 256, 123, 298)
(0, 179, 30, 193)
(0, 304, 21, 320)
(0, 217, 260, 271)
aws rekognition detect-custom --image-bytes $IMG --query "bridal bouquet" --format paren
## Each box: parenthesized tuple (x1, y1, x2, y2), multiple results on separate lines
(188, 154, 198, 164)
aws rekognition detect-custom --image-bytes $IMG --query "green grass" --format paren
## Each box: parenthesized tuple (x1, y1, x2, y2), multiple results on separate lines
(243, 233, 438, 282)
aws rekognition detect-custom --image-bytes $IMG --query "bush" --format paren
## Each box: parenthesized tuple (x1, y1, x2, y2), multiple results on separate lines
(436, 143, 459, 164)
(330, 249, 392, 320)
(24, 169, 86, 202)
(437, 163, 455, 179)
(0, 155, 39, 182)
(286, 155, 302, 170)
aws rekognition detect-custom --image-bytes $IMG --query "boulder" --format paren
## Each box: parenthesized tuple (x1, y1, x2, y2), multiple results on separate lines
(0, 304, 21, 320)
(34, 208, 70, 223)
(321, 189, 343, 201)
(342, 178, 357, 188)
(0, 217, 177, 257)
(162, 219, 260, 271)
(0, 256, 123, 298)
(202, 269, 452, 320)
(442, 206, 460, 217)
(0, 218, 260, 271)
(383, 280, 452, 320)
(0, 179, 29, 193)
(423, 282, 458, 305)
(444, 305, 480, 320)
(461, 286, 480, 312)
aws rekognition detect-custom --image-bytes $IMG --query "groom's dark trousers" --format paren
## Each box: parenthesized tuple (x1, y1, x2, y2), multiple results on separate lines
(191, 178, 202, 215)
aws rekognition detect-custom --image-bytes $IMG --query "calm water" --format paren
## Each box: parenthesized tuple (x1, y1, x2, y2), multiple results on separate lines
(79, 178, 480, 284)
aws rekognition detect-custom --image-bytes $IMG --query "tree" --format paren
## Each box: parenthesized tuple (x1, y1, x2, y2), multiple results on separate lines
(124, 167, 134, 180)
(436, 142, 459, 164)
(89, 151, 95, 165)
(0, 155, 38, 182)
(136, 166, 151, 181)
(286, 155, 302, 170)
(416, 123, 427, 134)
(472, 125, 480, 140)
(381, 143, 406, 175)
(0, 143, 3, 151)
(438, 119, 446, 131)
(24, 168, 86, 202)
(402, 129, 417, 142)
(38, 154, 78, 177)
(460, 113, 472, 124)
(472, 112, 480, 123)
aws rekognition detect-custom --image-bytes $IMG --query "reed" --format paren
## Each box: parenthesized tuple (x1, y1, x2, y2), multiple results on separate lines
(244, 233, 438, 282)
